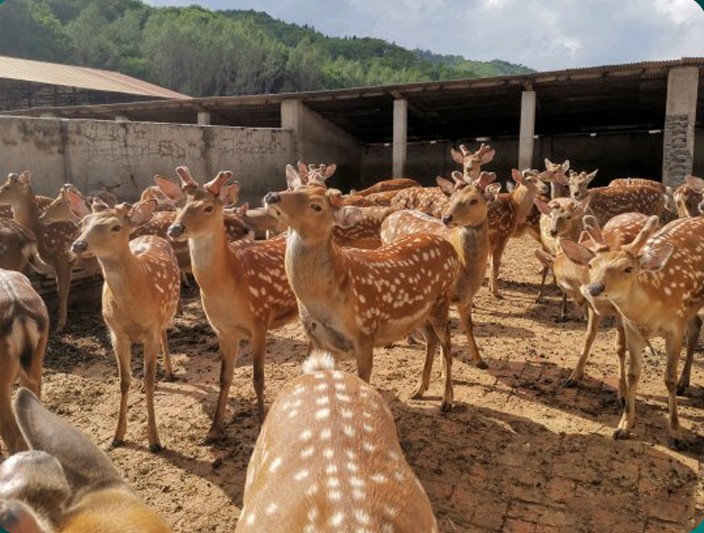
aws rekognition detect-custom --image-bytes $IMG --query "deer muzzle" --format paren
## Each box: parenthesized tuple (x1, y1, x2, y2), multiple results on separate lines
(263, 192, 281, 205)
(441, 215, 453, 226)
(586, 282, 605, 297)
(166, 224, 185, 240)
(71, 240, 88, 255)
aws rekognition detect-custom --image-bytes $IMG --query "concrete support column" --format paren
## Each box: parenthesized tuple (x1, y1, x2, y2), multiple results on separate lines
(114, 115, 129, 122)
(392, 99, 408, 178)
(197, 111, 211, 126)
(518, 90, 536, 170)
(662, 67, 699, 187)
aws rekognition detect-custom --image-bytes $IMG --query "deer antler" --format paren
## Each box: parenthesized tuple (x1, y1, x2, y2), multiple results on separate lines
(204, 171, 234, 196)
(623, 215, 660, 256)
(175, 166, 198, 190)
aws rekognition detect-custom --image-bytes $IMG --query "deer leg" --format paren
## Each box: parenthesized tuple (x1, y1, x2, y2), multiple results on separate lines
(159, 330, 174, 382)
(54, 260, 73, 332)
(0, 355, 23, 455)
(411, 324, 438, 401)
(613, 322, 644, 440)
(430, 311, 454, 412)
(564, 305, 601, 387)
(17, 326, 48, 400)
(250, 330, 267, 423)
(664, 330, 685, 448)
(143, 333, 163, 453)
(615, 319, 627, 405)
(111, 332, 132, 448)
(355, 337, 375, 383)
(489, 239, 507, 299)
(677, 315, 701, 396)
(207, 335, 240, 441)
(457, 301, 487, 369)
(535, 266, 549, 303)
(558, 292, 568, 322)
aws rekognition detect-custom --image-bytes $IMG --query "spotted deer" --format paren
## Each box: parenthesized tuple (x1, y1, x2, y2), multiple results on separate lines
(351, 178, 420, 197)
(0, 172, 88, 331)
(0, 220, 51, 274)
(0, 270, 48, 455)
(236, 351, 438, 533)
(672, 175, 704, 218)
(0, 388, 171, 532)
(67, 194, 180, 452)
(487, 169, 549, 298)
(450, 143, 496, 179)
(0, 194, 52, 220)
(230, 203, 283, 240)
(264, 176, 459, 410)
(542, 158, 571, 199)
(160, 168, 298, 437)
(566, 170, 664, 226)
(560, 214, 704, 447)
(87, 183, 121, 207)
(381, 172, 499, 368)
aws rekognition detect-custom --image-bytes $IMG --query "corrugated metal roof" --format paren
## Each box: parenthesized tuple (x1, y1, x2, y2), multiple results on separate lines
(0, 55, 190, 100)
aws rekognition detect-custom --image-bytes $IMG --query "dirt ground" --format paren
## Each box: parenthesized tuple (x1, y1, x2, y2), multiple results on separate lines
(12, 236, 704, 532)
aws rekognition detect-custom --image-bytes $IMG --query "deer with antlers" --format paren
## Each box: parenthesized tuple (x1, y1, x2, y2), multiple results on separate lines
(67, 194, 180, 452)
(542, 158, 571, 199)
(451, 143, 496, 179)
(236, 351, 438, 533)
(264, 174, 459, 410)
(381, 172, 499, 368)
(560, 214, 704, 447)
(159, 168, 299, 437)
(0, 388, 171, 532)
(672, 175, 704, 218)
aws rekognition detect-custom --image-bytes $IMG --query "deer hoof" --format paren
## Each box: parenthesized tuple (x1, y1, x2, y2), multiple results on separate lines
(163, 372, 175, 383)
(440, 401, 453, 413)
(409, 388, 425, 401)
(676, 383, 689, 396)
(612, 428, 630, 440)
(563, 376, 580, 388)
(109, 438, 125, 450)
(474, 360, 489, 370)
(149, 443, 165, 454)
(204, 428, 224, 445)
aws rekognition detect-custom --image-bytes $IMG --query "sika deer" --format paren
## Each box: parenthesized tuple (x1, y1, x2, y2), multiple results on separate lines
(68, 195, 180, 452)
(351, 178, 420, 197)
(161, 168, 298, 437)
(0, 388, 171, 532)
(381, 172, 499, 368)
(0, 220, 51, 274)
(264, 177, 459, 410)
(0, 172, 86, 331)
(0, 270, 48, 455)
(229, 203, 283, 240)
(236, 351, 438, 533)
(487, 169, 549, 298)
(672, 175, 704, 218)
(560, 215, 704, 447)
(543, 158, 571, 199)
(450, 143, 496, 179)
(566, 170, 664, 226)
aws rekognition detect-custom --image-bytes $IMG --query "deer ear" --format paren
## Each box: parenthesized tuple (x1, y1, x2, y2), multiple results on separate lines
(562, 160, 570, 172)
(333, 206, 364, 228)
(560, 239, 595, 266)
(154, 176, 183, 201)
(480, 149, 495, 164)
(511, 168, 523, 183)
(544, 158, 553, 169)
(436, 176, 455, 196)
(575, 196, 591, 215)
(639, 242, 674, 272)
(239, 202, 250, 214)
(585, 170, 598, 183)
(534, 249, 554, 268)
(323, 164, 337, 179)
(286, 164, 302, 190)
(484, 182, 501, 201)
(219, 182, 239, 206)
(18, 171, 31, 185)
(66, 189, 91, 219)
(451, 148, 464, 165)
(535, 196, 552, 216)
(128, 200, 156, 228)
(12, 388, 124, 494)
(685, 175, 704, 193)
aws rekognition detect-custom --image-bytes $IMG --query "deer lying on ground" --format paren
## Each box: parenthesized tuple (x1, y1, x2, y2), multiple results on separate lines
(0, 172, 87, 332)
(160, 168, 299, 437)
(0, 388, 171, 532)
(381, 172, 499, 368)
(565, 169, 664, 226)
(560, 214, 704, 447)
(68, 194, 180, 452)
(0, 270, 48, 455)
(351, 178, 420, 197)
(534, 196, 591, 303)
(264, 175, 459, 410)
(672, 175, 704, 218)
(236, 351, 438, 533)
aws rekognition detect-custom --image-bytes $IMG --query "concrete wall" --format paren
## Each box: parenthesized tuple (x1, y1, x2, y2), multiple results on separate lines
(361, 132, 667, 190)
(281, 100, 361, 191)
(0, 116, 295, 205)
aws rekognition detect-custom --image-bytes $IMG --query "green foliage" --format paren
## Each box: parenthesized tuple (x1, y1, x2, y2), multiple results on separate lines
(0, 0, 533, 96)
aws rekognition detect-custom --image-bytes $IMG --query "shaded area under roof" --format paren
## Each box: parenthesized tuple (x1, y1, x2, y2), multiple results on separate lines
(4, 57, 703, 144)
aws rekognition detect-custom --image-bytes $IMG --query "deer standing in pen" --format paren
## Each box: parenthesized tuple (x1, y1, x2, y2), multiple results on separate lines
(236, 351, 438, 533)
(560, 214, 704, 447)
(264, 174, 459, 410)
(542, 158, 571, 199)
(381, 171, 499, 369)
(0, 172, 88, 332)
(67, 194, 180, 452)
(0, 388, 171, 532)
(0, 270, 48, 455)
(159, 168, 299, 438)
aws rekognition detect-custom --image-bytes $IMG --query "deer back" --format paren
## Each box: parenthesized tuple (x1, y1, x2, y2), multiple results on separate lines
(352, 178, 421, 197)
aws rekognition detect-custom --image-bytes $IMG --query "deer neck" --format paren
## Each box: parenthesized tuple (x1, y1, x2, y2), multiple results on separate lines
(187, 222, 235, 290)
(511, 184, 537, 223)
(285, 230, 340, 299)
(12, 191, 39, 233)
(97, 243, 150, 310)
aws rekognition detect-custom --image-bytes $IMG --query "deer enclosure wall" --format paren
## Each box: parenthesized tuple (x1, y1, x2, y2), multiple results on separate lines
(0, 116, 295, 204)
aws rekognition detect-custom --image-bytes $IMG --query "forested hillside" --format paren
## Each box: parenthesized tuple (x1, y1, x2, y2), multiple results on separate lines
(0, 0, 533, 96)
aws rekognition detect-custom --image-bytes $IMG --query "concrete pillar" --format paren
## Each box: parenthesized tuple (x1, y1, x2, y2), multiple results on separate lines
(518, 90, 536, 170)
(662, 67, 699, 187)
(114, 115, 129, 122)
(392, 99, 408, 178)
(197, 111, 211, 126)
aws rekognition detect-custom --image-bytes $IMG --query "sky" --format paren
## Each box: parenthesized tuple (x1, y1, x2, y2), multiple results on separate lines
(145, 0, 704, 72)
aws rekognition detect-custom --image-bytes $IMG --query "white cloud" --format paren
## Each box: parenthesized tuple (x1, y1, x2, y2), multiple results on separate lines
(144, 0, 704, 71)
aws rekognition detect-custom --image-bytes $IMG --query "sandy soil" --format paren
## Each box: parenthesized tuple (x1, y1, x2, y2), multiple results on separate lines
(8, 236, 704, 532)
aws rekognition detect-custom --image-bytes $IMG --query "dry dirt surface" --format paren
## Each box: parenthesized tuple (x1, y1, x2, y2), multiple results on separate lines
(5, 236, 704, 532)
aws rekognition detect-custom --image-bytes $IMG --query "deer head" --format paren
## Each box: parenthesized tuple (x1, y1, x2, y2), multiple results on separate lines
(450, 143, 495, 179)
(438, 171, 499, 228)
(536, 197, 591, 238)
(566, 169, 598, 201)
(0, 171, 33, 207)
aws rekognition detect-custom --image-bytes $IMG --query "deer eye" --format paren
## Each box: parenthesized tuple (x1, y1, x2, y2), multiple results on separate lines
(470, 199, 478, 205)
(311, 204, 322, 212)
(204, 205, 214, 213)
(624, 266, 633, 274)
(111, 225, 121, 232)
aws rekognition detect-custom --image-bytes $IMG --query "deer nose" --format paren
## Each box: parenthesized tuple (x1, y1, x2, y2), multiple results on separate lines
(264, 192, 281, 205)
(71, 240, 88, 254)
(167, 224, 184, 239)
(549, 229, 558, 237)
(586, 282, 605, 297)
(442, 215, 453, 226)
